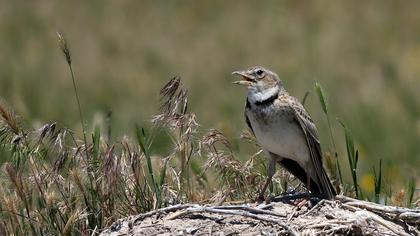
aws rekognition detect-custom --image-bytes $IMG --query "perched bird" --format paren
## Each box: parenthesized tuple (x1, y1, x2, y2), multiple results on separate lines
(232, 66, 336, 200)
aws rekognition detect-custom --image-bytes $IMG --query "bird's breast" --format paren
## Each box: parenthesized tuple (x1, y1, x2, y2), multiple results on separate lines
(246, 102, 310, 166)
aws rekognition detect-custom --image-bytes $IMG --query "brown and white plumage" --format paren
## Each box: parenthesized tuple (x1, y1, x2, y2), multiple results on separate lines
(233, 66, 336, 200)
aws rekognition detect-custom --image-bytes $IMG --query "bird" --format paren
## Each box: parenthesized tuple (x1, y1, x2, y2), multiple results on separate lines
(232, 66, 336, 200)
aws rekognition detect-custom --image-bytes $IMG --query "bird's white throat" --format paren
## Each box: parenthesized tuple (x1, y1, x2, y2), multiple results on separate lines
(247, 86, 279, 105)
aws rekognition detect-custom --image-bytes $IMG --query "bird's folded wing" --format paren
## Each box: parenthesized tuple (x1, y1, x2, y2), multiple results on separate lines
(288, 97, 335, 198)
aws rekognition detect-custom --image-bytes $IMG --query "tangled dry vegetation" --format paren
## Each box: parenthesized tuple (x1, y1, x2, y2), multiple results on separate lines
(0, 77, 287, 235)
(99, 196, 420, 236)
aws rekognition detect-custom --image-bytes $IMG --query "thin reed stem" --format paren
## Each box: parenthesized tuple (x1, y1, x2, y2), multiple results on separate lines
(68, 64, 89, 159)
(57, 31, 89, 159)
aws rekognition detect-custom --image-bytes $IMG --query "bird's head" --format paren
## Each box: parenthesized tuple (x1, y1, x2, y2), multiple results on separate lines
(232, 66, 283, 94)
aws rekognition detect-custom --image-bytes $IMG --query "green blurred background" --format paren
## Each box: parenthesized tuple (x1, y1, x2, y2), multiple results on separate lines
(1, 1, 419, 190)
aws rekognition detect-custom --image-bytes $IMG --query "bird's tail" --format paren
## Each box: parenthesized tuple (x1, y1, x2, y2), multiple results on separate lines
(315, 168, 337, 200)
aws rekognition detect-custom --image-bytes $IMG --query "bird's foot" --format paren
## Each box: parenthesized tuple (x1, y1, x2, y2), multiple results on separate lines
(294, 194, 324, 209)
(295, 198, 312, 209)
(253, 192, 272, 205)
(274, 192, 322, 209)
(270, 190, 321, 205)
(270, 191, 310, 203)
(255, 194, 265, 204)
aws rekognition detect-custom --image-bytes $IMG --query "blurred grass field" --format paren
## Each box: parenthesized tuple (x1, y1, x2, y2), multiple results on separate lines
(1, 1, 419, 192)
(1, 2, 420, 234)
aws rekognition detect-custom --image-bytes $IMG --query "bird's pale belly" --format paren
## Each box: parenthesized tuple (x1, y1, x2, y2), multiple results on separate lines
(247, 106, 310, 167)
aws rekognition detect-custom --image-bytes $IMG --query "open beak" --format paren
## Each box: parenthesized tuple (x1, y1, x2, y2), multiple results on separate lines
(232, 70, 255, 86)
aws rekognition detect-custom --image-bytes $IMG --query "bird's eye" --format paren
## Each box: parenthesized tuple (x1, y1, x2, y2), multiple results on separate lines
(256, 69, 265, 77)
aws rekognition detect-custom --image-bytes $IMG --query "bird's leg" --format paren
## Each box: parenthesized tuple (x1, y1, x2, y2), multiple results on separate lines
(256, 157, 276, 203)
(306, 172, 311, 196)
(296, 171, 313, 208)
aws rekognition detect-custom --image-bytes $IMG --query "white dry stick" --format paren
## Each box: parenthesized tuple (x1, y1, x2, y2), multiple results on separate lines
(354, 210, 410, 236)
(165, 206, 299, 236)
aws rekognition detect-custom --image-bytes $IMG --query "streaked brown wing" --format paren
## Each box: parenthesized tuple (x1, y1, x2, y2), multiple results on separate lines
(287, 96, 336, 199)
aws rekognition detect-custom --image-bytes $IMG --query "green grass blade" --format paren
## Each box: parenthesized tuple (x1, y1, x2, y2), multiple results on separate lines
(315, 82, 328, 114)
(191, 160, 207, 182)
(315, 82, 343, 188)
(156, 158, 169, 207)
(373, 159, 382, 203)
(301, 91, 310, 106)
(92, 125, 100, 158)
(135, 125, 159, 208)
(407, 178, 415, 207)
(338, 119, 359, 198)
(158, 159, 168, 189)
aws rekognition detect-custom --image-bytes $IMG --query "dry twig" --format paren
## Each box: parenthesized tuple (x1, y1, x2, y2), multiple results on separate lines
(101, 195, 420, 236)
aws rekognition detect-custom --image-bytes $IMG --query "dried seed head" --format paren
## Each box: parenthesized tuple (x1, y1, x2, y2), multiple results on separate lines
(103, 145, 120, 194)
(152, 77, 197, 140)
(54, 129, 67, 151)
(37, 122, 57, 143)
(70, 169, 85, 195)
(53, 150, 68, 174)
(201, 129, 232, 151)
(160, 76, 181, 101)
(4, 163, 17, 184)
(46, 190, 57, 208)
(0, 101, 20, 135)
(56, 31, 72, 65)
(201, 129, 239, 170)
(240, 129, 258, 145)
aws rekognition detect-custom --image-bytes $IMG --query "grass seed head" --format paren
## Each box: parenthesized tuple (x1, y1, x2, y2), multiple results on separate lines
(56, 31, 72, 65)
(0, 101, 20, 135)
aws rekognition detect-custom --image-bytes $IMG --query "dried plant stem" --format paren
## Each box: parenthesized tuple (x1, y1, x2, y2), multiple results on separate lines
(108, 196, 419, 236)
(169, 207, 297, 234)
(68, 64, 88, 159)
(57, 31, 89, 159)
(67, 62, 97, 214)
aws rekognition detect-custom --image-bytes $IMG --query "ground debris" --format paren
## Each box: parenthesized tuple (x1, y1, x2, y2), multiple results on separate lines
(100, 195, 420, 236)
